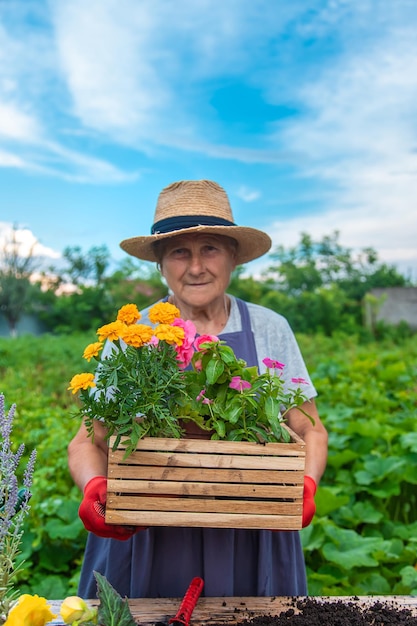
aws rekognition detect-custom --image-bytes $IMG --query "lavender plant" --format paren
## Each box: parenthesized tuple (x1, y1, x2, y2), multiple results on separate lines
(0, 393, 36, 623)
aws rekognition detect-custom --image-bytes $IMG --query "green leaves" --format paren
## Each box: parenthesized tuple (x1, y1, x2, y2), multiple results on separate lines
(185, 338, 308, 443)
(94, 571, 136, 626)
(3, 327, 417, 599)
(205, 357, 225, 384)
(322, 528, 381, 569)
(299, 332, 417, 595)
(80, 339, 187, 455)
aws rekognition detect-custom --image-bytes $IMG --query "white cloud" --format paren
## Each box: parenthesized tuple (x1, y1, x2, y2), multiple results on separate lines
(50, 0, 167, 136)
(0, 223, 61, 260)
(0, 2, 143, 181)
(48, 0, 304, 144)
(261, 20, 417, 281)
(0, 102, 41, 141)
(236, 186, 261, 202)
(0, 149, 25, 167)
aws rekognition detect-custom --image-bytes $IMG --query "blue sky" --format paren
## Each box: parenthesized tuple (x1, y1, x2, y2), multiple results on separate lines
(1, 0, 417, 280)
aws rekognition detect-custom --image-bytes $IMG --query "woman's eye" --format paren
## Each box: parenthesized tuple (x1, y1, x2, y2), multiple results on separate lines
(171, 248, 188, 257)
(203, 245, 218, 254)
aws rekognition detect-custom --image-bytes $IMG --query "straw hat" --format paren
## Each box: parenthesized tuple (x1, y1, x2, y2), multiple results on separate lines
(120, 180, 272, 264)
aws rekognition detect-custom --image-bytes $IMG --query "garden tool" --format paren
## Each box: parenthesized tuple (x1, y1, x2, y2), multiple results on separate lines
(0, 487, 31, 515)
(168, 577, 204, 626)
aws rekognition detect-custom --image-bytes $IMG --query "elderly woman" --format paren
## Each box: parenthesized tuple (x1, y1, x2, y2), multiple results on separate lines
(68, 180, 328, 599)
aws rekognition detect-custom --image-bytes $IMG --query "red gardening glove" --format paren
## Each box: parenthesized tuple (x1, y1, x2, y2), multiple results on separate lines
(302, 475, 317, 528)
(79, 476, 144, 540)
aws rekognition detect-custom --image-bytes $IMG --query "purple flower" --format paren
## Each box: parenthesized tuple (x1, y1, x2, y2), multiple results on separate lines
(262, 357, 285, 370)
(291, 377, 308, 385)
(0, 393, 36, 559)
(229, 376, 252, 392)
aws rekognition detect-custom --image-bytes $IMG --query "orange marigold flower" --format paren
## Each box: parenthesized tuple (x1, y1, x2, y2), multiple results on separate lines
(96, 320, 126, 342)
(148, 302, 180, 325)
(154, 323, 185, 346)
(117, 303, 141, 325)
(83, 342, 103, 362)
(68, 373, 96, 394)
(120, 324, 154, 348)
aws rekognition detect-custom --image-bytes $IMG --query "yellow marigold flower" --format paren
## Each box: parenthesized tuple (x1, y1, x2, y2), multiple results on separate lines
(60, 595, 98, 624)
(154, 323, 185, 346)
(68, 373, 96, 394)
(117, 303, 141, 325)
(148, 302, 180, 325)
(83, 341, 103, 362)
(96, 320, 126, 342)
(4, 594, 56, 626)
(120, 324, 154, 348)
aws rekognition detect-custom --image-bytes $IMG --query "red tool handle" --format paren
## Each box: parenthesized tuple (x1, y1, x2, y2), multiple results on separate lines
(168, 577, 204, 626)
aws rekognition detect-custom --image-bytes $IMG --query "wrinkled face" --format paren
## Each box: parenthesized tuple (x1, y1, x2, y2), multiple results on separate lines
(159, 233, 237, 309)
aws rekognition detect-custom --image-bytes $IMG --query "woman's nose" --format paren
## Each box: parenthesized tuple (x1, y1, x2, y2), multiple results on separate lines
(188, 253, 204, 274)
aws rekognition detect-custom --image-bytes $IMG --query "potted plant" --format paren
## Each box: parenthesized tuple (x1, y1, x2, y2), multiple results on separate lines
(68, 303, 309, 531)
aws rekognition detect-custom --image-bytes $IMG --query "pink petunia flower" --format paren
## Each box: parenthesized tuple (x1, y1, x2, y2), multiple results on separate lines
(194, 334, 219, 352)
(196, 389, 213, 405)
(291, 377, 308, 385)
(262, 357, 285, 370)
(229, 376, 252, 392)
(172, 318, 197, 368)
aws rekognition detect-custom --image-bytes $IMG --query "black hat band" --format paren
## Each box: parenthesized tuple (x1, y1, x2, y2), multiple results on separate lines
(151, 215, 236, 235)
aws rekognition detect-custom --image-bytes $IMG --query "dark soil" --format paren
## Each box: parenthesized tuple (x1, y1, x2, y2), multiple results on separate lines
(228, 597, 417, 625)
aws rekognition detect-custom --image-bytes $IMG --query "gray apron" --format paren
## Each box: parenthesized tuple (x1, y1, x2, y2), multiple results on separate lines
(78, 299, 307, 598)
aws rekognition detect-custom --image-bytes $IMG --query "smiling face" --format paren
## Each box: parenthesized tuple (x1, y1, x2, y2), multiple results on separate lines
(159, 233, 237, 311)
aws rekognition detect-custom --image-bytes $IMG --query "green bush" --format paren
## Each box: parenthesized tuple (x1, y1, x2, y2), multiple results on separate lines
(0, 334, 91, 597)
(1, 331, 417, 597)
(299, 332, 417, 594)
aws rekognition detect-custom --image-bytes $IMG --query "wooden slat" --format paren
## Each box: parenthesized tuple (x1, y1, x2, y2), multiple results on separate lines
(46, 596, 417, 626)
(107, 495, 302, 515)
(107, 480, 303, 499)
(109, 450, 305, 470)
(105, 510, 302, 529)
(108, 466, 304, 483)
(109, 426, 305, 457)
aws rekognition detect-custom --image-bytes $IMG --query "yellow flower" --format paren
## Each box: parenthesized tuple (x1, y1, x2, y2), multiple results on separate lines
(83, 341, 103, 362)
(96, 320, 126, 342)
(60, 595, 98, 624)
(68, 373, 96, 394)
(119, 324, 154, 348)
(117, 303, 141, 325)
(148, 302, 180, 325)
(154, 323, 185, 346)
(4, 594, 56, 626)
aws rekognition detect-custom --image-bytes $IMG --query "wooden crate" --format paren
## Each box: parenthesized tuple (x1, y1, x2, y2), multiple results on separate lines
(105, 426, 305, 530)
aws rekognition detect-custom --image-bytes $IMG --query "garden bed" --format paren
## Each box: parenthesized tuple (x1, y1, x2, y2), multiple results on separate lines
(46, 596, 417, 626)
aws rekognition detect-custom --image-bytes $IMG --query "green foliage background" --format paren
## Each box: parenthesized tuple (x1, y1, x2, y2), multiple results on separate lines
(1, 330, 416, 598)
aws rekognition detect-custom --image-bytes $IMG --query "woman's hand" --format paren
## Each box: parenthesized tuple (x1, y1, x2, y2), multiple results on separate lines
(302, 475, 317, 528)
(79, 476, 144, 540)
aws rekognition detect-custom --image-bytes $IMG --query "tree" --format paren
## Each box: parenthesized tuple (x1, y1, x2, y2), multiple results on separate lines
(105, 258, 167, 312)
(38, 255, 167, 333)
(0, 226, 39, 336)
(262, 231, 409, 335)
(60, 245, 111, 287)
